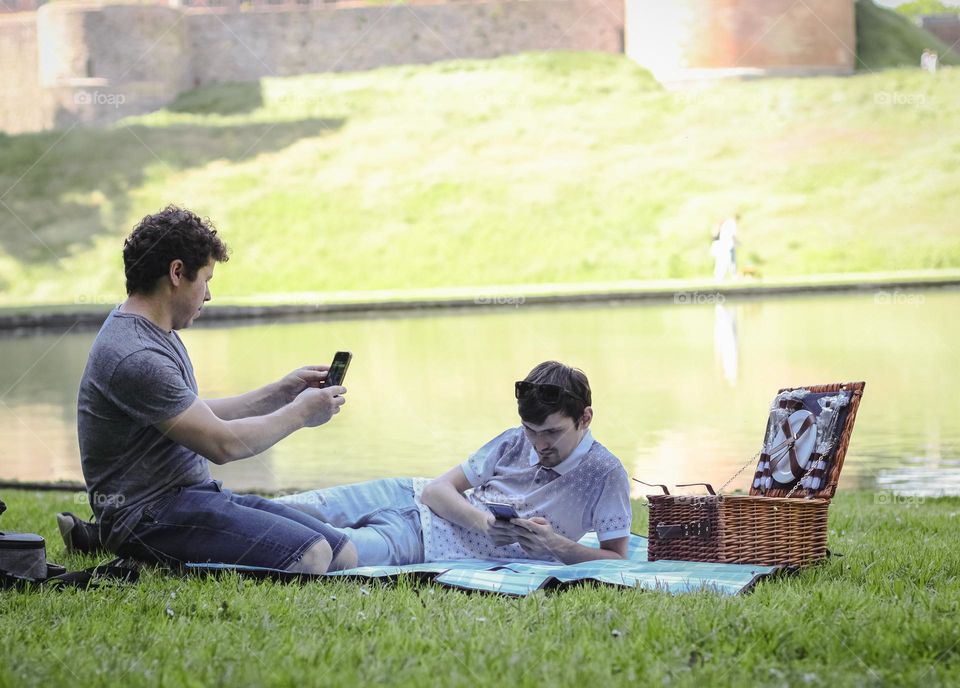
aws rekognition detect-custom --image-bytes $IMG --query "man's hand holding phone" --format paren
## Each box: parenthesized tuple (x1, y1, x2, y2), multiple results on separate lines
(481, 502, 523, 547)
(296, 385, 347, 427)
(293, 351, 352, 426)
(277, 365, 330, 405)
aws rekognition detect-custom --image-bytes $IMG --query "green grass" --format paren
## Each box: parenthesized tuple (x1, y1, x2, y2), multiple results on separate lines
(895, 0, 959, 19)
(858, 0, 960, 68)
(1, 48, 960, 308)
(2, 489, 959, 686)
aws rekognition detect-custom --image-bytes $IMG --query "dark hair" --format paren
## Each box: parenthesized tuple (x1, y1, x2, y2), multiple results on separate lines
(517, 361, 592, 427)
(123, 205, 229, 295)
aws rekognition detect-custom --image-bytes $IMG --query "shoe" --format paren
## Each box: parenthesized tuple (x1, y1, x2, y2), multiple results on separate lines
(56, 512, 105, 555)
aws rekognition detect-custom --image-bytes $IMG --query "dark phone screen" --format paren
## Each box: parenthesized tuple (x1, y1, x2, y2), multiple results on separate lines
(485, 502, 519, 520)
(325, 352, 351, 387)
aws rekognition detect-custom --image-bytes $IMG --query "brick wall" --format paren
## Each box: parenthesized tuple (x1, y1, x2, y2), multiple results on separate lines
(0, 0, 624, 133)
(2, 0, 860, 134)
(186, 0, 623, 85)
(626, 0, 855, 81)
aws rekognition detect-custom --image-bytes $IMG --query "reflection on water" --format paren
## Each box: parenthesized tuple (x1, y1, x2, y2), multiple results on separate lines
(713, 303, 738, 387)
(0, 289, 957, 497)
(876, 468, 960, 497)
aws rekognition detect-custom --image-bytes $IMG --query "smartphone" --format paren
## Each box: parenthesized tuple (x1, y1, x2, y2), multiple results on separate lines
(322, 351, 352, 388)
(485, 502, 520, 521)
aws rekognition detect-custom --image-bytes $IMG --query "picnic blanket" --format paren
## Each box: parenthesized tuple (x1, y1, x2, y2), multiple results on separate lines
(185, 533, 785, 596)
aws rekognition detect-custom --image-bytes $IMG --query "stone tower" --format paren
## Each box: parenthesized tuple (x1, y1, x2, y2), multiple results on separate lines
(625, 0, 856, 82)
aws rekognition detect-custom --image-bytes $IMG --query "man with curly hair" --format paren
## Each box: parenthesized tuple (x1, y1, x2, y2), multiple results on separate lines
(72, 206, 356, 574)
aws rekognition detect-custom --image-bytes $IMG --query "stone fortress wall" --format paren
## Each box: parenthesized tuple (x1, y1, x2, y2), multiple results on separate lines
(0, 0, 624, 133)
(1, 0, 859, 134)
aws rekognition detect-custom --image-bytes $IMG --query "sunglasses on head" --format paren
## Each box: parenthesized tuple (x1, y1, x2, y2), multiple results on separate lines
(515, 381, 585, 406)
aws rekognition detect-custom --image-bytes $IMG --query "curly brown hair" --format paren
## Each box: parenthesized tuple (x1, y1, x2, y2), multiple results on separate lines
(123, 206, 229, 295)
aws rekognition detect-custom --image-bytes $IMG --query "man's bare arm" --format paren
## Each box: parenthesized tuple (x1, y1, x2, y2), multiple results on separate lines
(205, 366, 328, 420)
(419, 465, 493, 533)
(205, 384, 285, 421)
(510, 519, 629, 564)
(157, 385, 345, 464)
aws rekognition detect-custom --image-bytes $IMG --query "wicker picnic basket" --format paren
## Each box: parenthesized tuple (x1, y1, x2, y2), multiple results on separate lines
(641, 381, 865, 567)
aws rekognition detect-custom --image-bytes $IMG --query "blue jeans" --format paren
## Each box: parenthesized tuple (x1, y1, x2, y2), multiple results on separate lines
(274, 478, 424, 566)
(117, 480, 348, 569)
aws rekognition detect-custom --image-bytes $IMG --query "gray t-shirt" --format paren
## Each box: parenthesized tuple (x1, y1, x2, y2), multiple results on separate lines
(77, 308, 210, 550)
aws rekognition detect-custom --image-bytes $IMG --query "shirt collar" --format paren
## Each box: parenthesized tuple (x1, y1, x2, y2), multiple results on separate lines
(528, 428, 594, 475)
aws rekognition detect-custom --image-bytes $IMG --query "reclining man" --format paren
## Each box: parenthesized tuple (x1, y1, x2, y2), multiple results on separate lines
(275, 361, 633, 566)
(73, 206, 357, 574)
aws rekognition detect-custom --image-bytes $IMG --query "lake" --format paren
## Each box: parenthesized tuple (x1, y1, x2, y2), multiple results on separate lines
(1, 288, 957, 499)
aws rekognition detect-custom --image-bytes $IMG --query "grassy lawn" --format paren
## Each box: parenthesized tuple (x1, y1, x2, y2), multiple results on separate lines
(893, 0, 960, 20)
(1, 48, 959, 308)
(1, 489, 958, 686)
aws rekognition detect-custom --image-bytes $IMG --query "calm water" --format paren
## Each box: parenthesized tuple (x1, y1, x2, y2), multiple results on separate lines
(1, 289, 958, 498)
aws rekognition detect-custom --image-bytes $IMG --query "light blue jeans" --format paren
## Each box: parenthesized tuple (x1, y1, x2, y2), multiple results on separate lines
(274, 478, 424, 567)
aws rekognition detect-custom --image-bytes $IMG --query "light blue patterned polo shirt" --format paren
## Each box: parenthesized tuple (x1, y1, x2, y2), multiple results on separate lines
(413, 427, 632, 562)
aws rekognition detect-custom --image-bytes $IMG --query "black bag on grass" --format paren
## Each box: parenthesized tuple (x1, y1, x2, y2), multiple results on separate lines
(0, 497, 137, 590)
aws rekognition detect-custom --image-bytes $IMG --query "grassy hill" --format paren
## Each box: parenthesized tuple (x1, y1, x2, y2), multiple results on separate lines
(894, 0, 959, 19)
(1, 50, 959, 307)
(857, 0, 960, 68)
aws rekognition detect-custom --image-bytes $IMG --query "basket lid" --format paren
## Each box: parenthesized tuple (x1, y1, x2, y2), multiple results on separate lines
(749, 381, 865, 500)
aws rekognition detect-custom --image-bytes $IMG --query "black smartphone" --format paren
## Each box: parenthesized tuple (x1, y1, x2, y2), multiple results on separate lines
(323, 351, 352, 388)
(485, 502, 520, 521)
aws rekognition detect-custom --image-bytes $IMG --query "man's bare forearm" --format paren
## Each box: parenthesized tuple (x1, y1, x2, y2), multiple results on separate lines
(420, 482, 489, 532)
(551, 538, 625, 565)
(213, 402, 308, 463)
(205, 380, 285, 420)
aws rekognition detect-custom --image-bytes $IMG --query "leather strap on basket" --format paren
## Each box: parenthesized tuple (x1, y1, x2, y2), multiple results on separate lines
(781, 414, 815, 477)
(675, 483, 716, 495)
(656, 520, 711, 540)
(752, 415, 815, 493)
(784, 445, 830, 499)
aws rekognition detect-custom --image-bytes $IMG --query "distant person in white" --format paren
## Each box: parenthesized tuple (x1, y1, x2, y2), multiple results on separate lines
(710, 214, 738, 281)
(921, 49, 938, 74)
